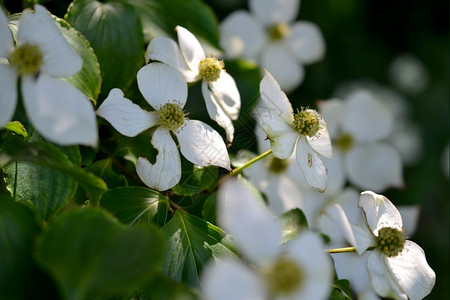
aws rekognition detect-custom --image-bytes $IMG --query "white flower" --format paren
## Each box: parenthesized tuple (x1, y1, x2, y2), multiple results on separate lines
(256, 70, 332, 192)
(389, 54, 429, 96)
(318, 89, 403, 191)
(201, 178, 333, 300)
(325, 191, 435, 300)
(0, 5, 97, 146)
(145, 25, 240, 144)
(97, 62, 231, 191)
(220, 0, 325, 91)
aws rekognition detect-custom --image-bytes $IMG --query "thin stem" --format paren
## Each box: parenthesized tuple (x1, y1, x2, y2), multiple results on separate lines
(325, 246, 356, 254)
(231, 149, 273, 176)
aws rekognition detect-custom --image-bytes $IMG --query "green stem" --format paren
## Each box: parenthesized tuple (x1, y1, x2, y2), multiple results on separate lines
(325, 246, 356, 254)
(231, 149, 273, 176)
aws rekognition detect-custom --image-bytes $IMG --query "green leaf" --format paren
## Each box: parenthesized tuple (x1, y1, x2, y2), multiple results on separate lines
(136, 274, 200, 300)
(330, 279, 353, 300)
(161, 211, 237, 287)
(201, 192, 217, 224)
(126, 0, 220, 50)
(65, 0, 145, 99)
(100, 186, 169, 227)
(4, 121, 27, 137)
(280, 208, 309, 244)
(172, 158, 219, 196)
(0, 193, 58, 299)
(86, 158, 128, 188)
(0, 136, 107, 205)
(35, 207, 165, 300)
(7, 13, 101, 104)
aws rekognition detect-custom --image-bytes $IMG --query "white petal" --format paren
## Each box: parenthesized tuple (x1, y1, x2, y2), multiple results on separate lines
(286, 231, 333, 300)
(306, 109, 332, 159)
(0, 7, 13, 58)
(136, 128, 181, 191)
(397, 205, 420, 237)
(174, 119, 231, 170)
(367, 251, 407, 300)
(21, 74, 97, 146)
(175, 26, 205, 73)
(219, 10, 266, 59)
(317, 98, 345, 139)
(218, 178, 281, 264)
(358, 191, 403, 235)
(265, 175, 303, 216)
(201, 258, 266, 300)
(137, 62, 187, 110)
(320, 153, 345, 197)
(209, 71, 241, 120)
(258, 69, 294, 122)
(249, 0, 299, 25)
(18, 4, 82, 77)
(0, 64, 18, 127)
(144, 36, 198, 82)
(261, 44, 304, 92)
(332, 252, 374, 294)
(332, 187, 363, 225)
(96, 88, 157, 137)
(342, 90, 393, 142)
(346, 143, 404, 192)
(296, 137, 328, 192)
(202, 81, 235, 143)
(385, 241, 435, 300)
(323, 204, 357, 250)
(287, 21, 325, 64)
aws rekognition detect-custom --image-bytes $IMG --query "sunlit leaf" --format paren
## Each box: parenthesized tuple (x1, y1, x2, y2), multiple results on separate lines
(101, 186, 169, 227)
(280, 208, 309, 244)
(35, 207, 165, 300)
(161, 211, 237, 287)
(330, 279, 353, 300)
(4, 121, 27, 137)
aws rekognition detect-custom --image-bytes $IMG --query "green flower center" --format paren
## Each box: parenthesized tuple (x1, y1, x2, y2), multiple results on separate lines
(158, 103, 185, 131)
(335, 132, 354, 152)
(267, 157, 289, 174)
(268, 22, 290, 41)
(9, 44, 43, 75)
(198, 57, 224, 82)
(376, 227, 405, 257)
(293, 110, 320, 137)
(262, 256, 303, 296)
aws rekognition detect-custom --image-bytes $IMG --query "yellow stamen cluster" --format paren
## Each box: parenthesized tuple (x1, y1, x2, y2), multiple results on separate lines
(198, 57, 224, 82)
(262, 256, 303, 296)
(267, 157, 289, 174)
(376, 227, 405, 257)
(9, 44, 43, 75)
(293, 110, 320, 137)
(268, 22, 290, 41)
(158, 103, 185, 131)
(335, 133, 354, 152)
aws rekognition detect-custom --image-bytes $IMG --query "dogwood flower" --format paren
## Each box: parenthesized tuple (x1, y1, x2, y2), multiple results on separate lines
(145, 25, 240, 144)
(220, 0, 325, 91)
(0, 5, 97, 146)
(97, 62, 231, 191)
(325, 191, 435, 300)
(201, 178, 333, 300)
(318, 89, 403, 191)
(256, 70, 332, 192)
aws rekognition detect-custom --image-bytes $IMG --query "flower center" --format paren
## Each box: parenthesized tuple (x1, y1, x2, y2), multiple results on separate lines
(262, 256, 303, 296)
(158, 103, 185, 131)
(335, 132, 354, 152)
(267, 157, 289, 174)
(9, 44, 43, 75)
(293, 110, 320, 137)
(268, 22, 290, 41)
(198, 57, 224, 82)
(376, 227, 405, 257)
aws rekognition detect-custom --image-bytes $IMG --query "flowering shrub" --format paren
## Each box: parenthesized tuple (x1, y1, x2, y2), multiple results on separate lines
(0, 1, 446, 299)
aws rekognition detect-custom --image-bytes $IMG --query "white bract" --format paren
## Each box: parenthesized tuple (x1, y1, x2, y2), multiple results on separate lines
(145, 25, 240, 144)
(97, 62, 231, 191)
(220, 0, 325, 91)
(256, 70, 332, 192)
(201, 178, 333, 300)
(0, 5, 97, 146)
(319, 89, 403, 191)
(325, 191, 435, 300)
